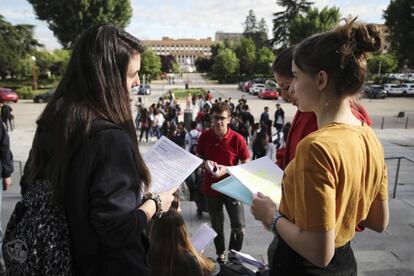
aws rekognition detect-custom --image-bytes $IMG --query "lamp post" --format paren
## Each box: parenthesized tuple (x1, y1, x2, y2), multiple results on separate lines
(31, 56, 37, 90)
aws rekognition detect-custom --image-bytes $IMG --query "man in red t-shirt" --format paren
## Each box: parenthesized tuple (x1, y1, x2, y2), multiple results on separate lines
(197, 102, 250, 263)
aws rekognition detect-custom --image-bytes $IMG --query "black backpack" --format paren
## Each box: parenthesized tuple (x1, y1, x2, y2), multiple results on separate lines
(2, 179, 72, 275)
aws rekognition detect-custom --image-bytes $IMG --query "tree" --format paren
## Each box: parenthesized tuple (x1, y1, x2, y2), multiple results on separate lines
(28, 0, 132, 48)
(271, 0, 313, 50)
(50, 49, 71, 76)
(367, 53, 398, 76)
(243, 10, 269, 50)
(255, 47, 276, 75)
(160, 55, 177, 73)
(140, 48, 161, 82)
(288, 6, 340, 45)
(235, 37, 256, 77)
(195, 57, 213, 73)
(243, 9, 258, 34)
(0, 16, 41, 78)
(212, 48, 239, 80)
(384, 0, 414, 67)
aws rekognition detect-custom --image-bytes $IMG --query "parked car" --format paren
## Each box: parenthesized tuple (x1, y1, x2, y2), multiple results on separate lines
(258, 88, 279, 100)
(33, 89, 55, 103)
(364, 85, 387, 99)
(0, 88, 19, 103)
(242, 81, 253, 92)
(249, 84, 265, 95)
(131, 84, 151, 95)
(383, 84, 403, 96)
(400, 83, 414, 96)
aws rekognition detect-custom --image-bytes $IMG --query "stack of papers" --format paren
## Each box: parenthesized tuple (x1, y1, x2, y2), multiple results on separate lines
(211, 157, 283, 205)
(144, 136, 203, 193)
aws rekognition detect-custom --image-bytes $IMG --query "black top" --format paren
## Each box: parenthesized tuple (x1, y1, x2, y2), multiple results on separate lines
(0, 121, 13, 178)
(171, 252, 203, 276)
(65, 121, 150, 275)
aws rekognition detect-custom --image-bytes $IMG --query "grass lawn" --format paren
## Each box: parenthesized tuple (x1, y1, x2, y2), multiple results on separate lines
(165, 88, 207, 100)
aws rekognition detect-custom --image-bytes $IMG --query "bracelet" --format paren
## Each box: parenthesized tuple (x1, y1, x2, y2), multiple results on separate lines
(269, 211, 283, 235)
(144, 193, 163, 218)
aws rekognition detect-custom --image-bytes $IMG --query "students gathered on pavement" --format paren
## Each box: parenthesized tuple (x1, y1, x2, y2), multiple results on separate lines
(4, 17, 390, 276)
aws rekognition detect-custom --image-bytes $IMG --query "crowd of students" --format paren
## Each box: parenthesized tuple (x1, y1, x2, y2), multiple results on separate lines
(4, 18, 389, 276)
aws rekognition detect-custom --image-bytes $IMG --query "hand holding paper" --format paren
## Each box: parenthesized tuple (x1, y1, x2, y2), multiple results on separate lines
(212, 157, 283, 205)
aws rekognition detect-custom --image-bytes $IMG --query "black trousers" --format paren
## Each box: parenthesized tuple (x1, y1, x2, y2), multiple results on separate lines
(270, 235, 357, 276)
(205, 195, 245, 256)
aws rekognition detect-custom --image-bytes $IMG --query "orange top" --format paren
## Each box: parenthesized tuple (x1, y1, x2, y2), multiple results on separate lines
(279, 123, 388, 247)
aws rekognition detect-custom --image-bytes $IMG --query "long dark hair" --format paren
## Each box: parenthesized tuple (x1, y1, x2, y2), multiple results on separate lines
(27, 24, 150, 205)
(150, 210, 215, 276)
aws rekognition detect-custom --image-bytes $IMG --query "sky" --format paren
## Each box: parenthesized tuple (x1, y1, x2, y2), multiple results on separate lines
(0, 0, 390, 50)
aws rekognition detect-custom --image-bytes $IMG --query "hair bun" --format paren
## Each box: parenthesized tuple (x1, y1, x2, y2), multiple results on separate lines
(336, 18, 383, 57)
(352, 24, 382, 53)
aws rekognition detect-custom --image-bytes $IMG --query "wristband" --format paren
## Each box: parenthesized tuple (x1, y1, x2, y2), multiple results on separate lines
(144, 193, 163, 218)
(269, 211, 283, 235)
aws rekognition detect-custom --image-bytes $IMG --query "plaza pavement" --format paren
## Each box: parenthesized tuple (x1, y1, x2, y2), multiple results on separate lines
(1, 73, 414, 275)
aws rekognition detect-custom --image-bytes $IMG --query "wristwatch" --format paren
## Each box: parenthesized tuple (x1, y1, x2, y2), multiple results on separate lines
(269, 211, 284, 235)
(144, 193, 163, 218)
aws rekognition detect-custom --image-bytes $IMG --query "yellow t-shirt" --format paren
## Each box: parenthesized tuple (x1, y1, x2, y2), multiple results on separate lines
(279, 123, 388, 247)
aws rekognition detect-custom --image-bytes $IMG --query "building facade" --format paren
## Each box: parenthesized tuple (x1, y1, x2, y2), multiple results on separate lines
(143, 37, 213, 72)
(215, 31, 243, 44)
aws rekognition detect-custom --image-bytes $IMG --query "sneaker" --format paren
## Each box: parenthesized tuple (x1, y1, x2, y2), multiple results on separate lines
(216, 254, 226, 264)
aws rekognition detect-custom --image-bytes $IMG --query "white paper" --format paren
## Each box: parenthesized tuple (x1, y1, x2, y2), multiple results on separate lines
(230, 249, 266, 270)
(226, 156, 284, 204)
(190, 223, 217, 253)
(144, 136, 203, 193)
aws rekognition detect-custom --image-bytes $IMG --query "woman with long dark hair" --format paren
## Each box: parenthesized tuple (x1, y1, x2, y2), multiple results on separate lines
(25, 24, 174, 275)
(150, 209, 218, 276)
(252, 19, 389, 275)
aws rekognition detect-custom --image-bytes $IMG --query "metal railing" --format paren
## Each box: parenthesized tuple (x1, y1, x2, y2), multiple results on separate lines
(385, 156, 414, 198)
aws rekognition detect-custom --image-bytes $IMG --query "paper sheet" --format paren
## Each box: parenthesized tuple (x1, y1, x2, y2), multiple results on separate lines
(190, 223, 217, 253)
(230, 250, 266, 270)
(143, 136, 203, 193)
(211, 176, 253, 205)
(227, 156, 283, 204)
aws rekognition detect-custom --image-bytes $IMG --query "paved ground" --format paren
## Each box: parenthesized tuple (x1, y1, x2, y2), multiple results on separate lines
(2, 73, 414, 275)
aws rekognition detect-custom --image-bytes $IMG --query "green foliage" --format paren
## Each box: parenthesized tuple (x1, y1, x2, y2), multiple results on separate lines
(367, 53, 398, 76)
(195, 57, 213, 73)
(212, 48, 239, 81)
(140, 48, 161, 81)
(0, 16, 42, 78)
(168, 88, 207, 100)
(235, 37, 256, 76)
(51, 49, 71, 76)
(243, 10, 269, 51)
(384, 0, 414, 67)
(255, 47, 276, 75)
(271, 0, 313, 50)
(288, 6, 340, 45)
(16, 86, 34, 99)
(28, 0, 133, 48)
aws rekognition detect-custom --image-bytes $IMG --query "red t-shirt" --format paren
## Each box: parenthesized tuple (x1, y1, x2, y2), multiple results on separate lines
(280, 103, 372, 170)
(197, 128, 250, 197)
(282, 111, 318, 169)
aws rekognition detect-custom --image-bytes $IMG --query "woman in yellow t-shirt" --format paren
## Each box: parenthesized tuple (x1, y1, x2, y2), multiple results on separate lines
(251, 18, 389, 276)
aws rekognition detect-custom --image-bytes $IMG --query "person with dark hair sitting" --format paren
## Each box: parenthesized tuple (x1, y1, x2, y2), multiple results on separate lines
(150, 209, 219, 276)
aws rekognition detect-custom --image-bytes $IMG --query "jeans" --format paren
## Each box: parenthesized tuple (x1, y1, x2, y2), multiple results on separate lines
(205, 195, 245, 256)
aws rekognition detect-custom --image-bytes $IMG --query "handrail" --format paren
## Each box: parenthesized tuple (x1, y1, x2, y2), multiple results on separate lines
(385, 156, 414, 198)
